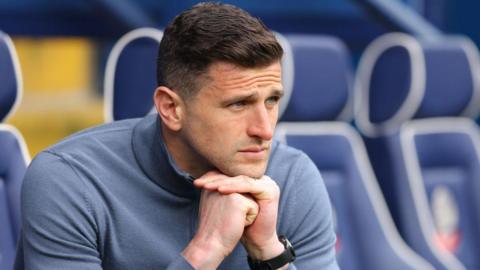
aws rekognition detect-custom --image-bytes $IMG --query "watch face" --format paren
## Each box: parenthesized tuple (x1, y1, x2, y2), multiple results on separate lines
(280, 236, 296, 259)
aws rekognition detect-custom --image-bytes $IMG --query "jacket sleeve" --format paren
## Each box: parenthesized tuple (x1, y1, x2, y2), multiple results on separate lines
(20, 151, 103, 269)
(20, 151, 197, 270)
(278, 152, 339, 270)
(165, 256, 195, 270)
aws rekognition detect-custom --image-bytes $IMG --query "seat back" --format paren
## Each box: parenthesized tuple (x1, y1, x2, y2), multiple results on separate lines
(400, 118, 480, 269)
(276, 123, 433, 270)
(104, 27, 163, 122)
(355, 32, 480, 269)
(0, 31, 30, 270)
(280, 34, 352, 122)
(0, 32, 21, 123)
(277, 34, 432, 269)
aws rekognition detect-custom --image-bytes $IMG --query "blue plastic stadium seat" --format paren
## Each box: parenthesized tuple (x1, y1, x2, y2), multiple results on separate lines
(104, 27, 163, 122)
(103, 28, 295, 122)
(277, 34, 433, 270)
(400, 119, 480, 269)
(355, 32, 480, 269)
(0, 30, 30, 270)
(280, 35, 352, 122)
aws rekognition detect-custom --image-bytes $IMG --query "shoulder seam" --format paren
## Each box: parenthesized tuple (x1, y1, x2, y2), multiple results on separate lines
(290, 153, 313, 236)
(43, 150, 98, 230)
(291, 153, 305, 231)
(54, 125, 133, 146)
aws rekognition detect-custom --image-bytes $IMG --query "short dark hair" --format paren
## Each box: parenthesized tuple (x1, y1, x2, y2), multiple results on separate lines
(157, 2, 283, 100)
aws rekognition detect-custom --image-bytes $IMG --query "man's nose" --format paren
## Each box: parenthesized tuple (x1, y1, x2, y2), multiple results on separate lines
(247, 105, 274, 140)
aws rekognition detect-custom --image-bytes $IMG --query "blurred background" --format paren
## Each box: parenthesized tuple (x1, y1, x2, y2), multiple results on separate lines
(1, 0, 479, 156)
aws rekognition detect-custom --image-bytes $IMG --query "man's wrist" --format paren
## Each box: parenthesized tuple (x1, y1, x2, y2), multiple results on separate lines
(244, 237, 285, 260)
(247, 236, 296, 270)
(182, 238, 225, 270)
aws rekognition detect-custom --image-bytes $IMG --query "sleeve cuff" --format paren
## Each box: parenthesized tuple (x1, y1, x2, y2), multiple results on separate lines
(165, 255, 195, 270)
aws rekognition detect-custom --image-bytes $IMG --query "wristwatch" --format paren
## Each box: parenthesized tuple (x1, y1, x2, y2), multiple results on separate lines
(247, 235, 296, 270)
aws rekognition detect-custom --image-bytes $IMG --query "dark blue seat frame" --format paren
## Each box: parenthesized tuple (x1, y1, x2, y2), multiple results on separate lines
(0, 31, 30, 270)
(275, 123, 434, 270)
(398, 118, 480, 269)
(278, 34, 432, 269)
(355, 32, 480, 270)
(103, 27, 163, 122)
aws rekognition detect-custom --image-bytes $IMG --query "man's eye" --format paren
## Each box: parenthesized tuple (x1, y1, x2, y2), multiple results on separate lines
(266, 96, 280, 106)
(229, 101, 247, 109)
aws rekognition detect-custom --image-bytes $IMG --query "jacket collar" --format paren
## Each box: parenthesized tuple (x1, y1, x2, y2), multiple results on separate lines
(132, 114, 198, 198)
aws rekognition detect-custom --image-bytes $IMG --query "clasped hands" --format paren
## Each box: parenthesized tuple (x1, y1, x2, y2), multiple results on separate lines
(183, 171, 284, 269)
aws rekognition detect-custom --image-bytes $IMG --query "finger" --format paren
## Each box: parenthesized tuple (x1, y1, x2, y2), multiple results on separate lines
(201, 175, 258, 192)
(194, 170, 225, 186)
(259, 175, 273, 182)
(243, 195, 259, 226)
(217, 180, 262, 194)
(217, 179, 276, 201)
(197, 174, 254, 190)
(202, 175, 252, 189)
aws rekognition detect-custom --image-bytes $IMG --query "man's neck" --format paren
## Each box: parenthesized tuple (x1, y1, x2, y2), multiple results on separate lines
(161, 124, 211, 179)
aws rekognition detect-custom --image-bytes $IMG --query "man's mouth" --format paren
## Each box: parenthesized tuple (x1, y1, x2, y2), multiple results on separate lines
(238, 146, 269, 160)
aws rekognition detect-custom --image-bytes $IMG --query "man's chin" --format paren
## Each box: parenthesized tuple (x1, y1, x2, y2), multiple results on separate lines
(218, 163, 267, 179)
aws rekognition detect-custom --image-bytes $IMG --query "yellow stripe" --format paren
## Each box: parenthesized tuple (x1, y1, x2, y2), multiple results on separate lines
(14, 37, 93, 93)
(7, 37, 103, 156)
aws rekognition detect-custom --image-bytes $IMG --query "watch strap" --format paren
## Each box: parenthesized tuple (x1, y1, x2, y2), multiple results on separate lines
(247, 235, 296, 270)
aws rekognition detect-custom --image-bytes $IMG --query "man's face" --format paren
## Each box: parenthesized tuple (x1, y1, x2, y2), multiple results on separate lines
(179, 61, 283, 178)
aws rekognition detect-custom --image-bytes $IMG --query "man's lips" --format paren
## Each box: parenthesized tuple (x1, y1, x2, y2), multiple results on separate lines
(238, 146, 269, 152)
(238, 146, 269, 160)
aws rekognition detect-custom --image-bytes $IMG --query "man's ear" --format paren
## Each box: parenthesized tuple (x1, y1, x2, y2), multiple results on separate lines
(153, 86, 184, 131)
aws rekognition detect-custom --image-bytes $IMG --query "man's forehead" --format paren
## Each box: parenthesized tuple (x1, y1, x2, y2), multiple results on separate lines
(208, 61, 282, 75)
(207, 61, 282, 87)
(189, 61, 283, 102)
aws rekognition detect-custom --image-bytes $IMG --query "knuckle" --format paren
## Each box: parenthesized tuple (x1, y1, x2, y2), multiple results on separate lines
(227, 192, 243, 202)
(262, 175, 273, 182)
(270, 181, 280, 196)
(227, 194, 250, 211)
(240, 175, 255, 187)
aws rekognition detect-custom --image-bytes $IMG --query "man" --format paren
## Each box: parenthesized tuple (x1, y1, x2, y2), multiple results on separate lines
(17, 3, 338, 270)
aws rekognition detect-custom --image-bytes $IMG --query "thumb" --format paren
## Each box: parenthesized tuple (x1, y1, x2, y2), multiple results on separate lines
(244, 196, 259, 226)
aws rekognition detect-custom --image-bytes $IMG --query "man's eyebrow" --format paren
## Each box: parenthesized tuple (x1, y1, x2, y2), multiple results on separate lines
(221, 88, 284, 106)
(272, 89, 284, 97)
(221, 92, 259, 106)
